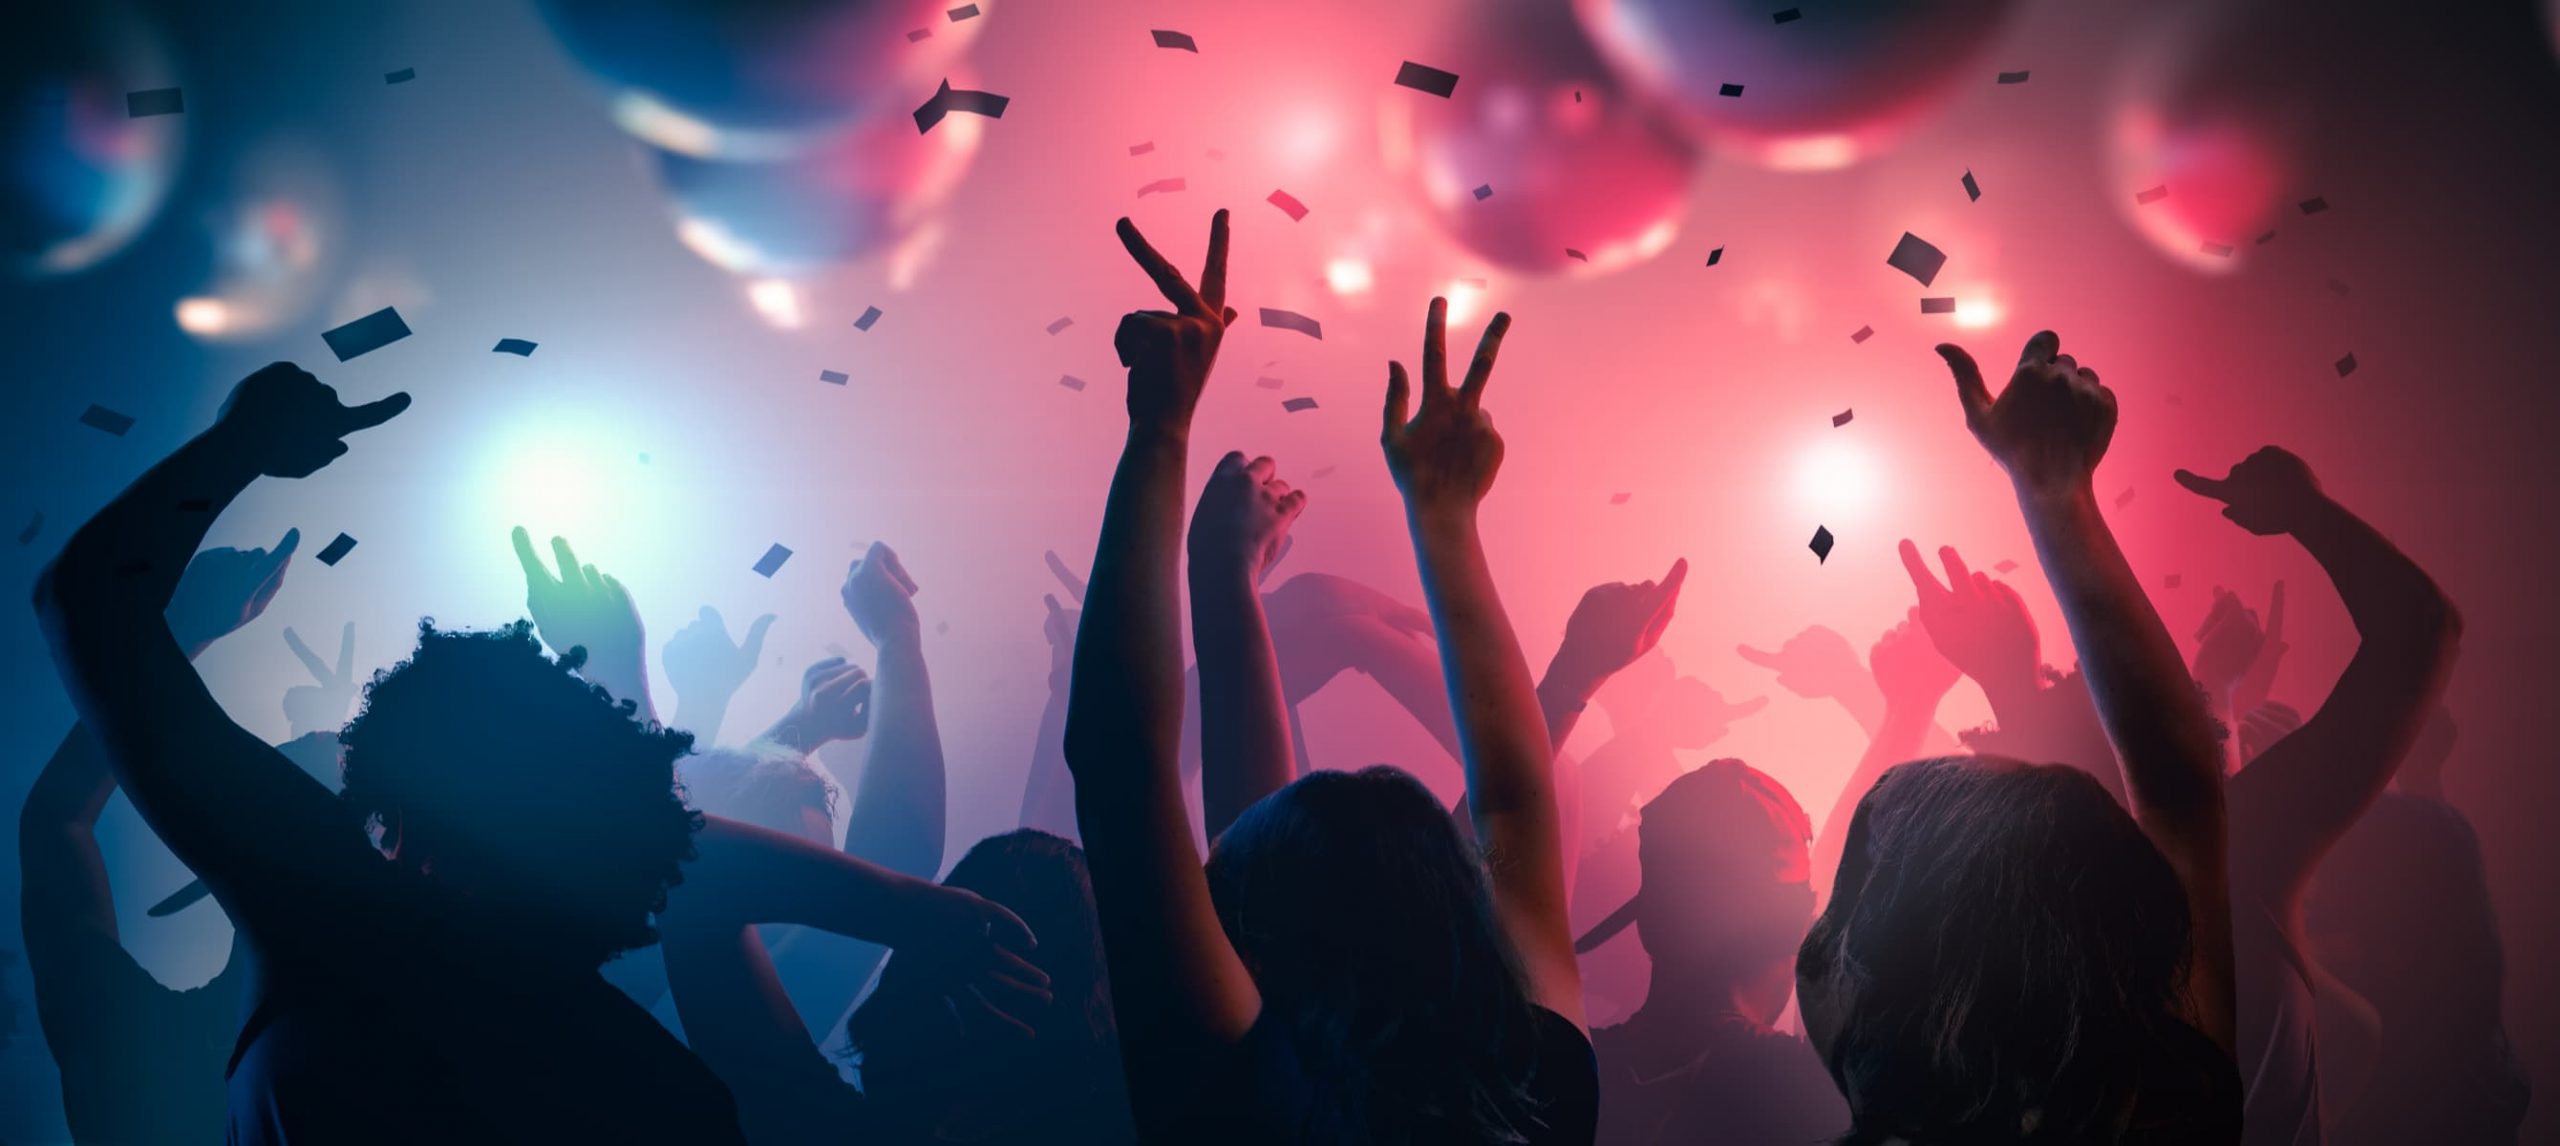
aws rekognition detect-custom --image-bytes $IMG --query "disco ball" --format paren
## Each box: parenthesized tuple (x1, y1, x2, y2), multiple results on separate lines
(653, 99, 982, 276)
(2106, 1, 2312, 273)
(535, 0, 977, 156)
(1382, 0, 1698, 275)
(1, 3, 184, 277)
(1574, 0, 2019, 170)
(175, 141, 344, 341)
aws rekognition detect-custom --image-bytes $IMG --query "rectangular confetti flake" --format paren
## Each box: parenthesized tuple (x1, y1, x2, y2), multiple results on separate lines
(1259, 308, 1324, 339)
(753, 544, 793, 578)
(1281, 397, 1318, 412)
(1833, 409, 1854, 427)
(1255, 376, 1285, 389)
(1473, 184, 1493, 200)
(1128, 141, 1155, 156)
(907, 28, 932, 41)
(1565, 248, 1589, 262)
(1773, 8, 1803, 23)
(1997, 70, 2031, 84)
(1609, 493, 1632, 505)
(819, 370, 850, 385)
(947, 3, 979, 20)
(1705, 246, 1724, 266)
(1137, 177, 1187, 197)
(385, 68, 416, 84)
(1394, 61, 1460, 98)
(2335, 353, 2357, 377)
(854, 305, 883, 331)
(1850, 325, 1874, 343)
(1151, 29, 1198, 52)
(79, 404, 135, 436)
(1719, 83, 1746, 97)
(315, 533, 358, 566)
(321, 306, 412, 361)
(1045, 316, 1075, 335)
(2135, 184, 2169, 204)
(493, 338, 537, 356)
(1058, 374, 1088, 391)
(1267, 189, 1308, 220)
(126, 88, 183, 117)
(1920, 297, 1957, 314)
(1962, 169, 1981, 201)
(1887, 232, 1946, 286)
(2298, 196, 2329, 214)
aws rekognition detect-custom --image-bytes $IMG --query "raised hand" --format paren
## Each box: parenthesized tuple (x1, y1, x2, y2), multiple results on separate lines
(510, 527, 645, 672)
(1900, 539, 2041, 699)
(764, 657, 874, 752)
(841, 541, 922, 649)
(1383, 299, 1513, 515)
(2174, 447, 2328, 537)
(1042, 593, 1079, 694)
(1550, 560, 1689, 695)
(1735, 626, 1868, 701)
(166, 530, 298, 656)
(1113, 211, 1233, 430)
(1870, 610, 1961, 710)
(1262, 573, 1434, 640)
(1939, 330, 2116, 495)
(663, 607, 774, 709)
(2191, 588, 2269, 697)
(2234, 581, 2289, 717)
(210, 362, 410, 479)
(897, 884, 1052, 1037)
(282, 622, 359, 737)
(1188, 453, 1308, 579)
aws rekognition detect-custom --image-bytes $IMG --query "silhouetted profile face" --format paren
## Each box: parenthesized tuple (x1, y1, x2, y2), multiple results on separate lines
(1629, 760, 1814, 977)
(848, 830, 1129, 1138)
(1798, 756, 2198, 1139)
(336, 621, 700, 968)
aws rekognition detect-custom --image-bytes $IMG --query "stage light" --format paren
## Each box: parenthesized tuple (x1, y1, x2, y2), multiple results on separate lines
(174, 297, 228, 334)
(747, 277, 805, 328)
(1794, 435, 1884, 525)
(1325, 257, 1375, 296)
(1954, 296, 2004, 330)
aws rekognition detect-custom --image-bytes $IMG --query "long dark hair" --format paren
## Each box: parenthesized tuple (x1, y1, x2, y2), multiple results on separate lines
(1205, 766, 1548, 1144)
(846, 829, 1130, 1143)
(1798, 756, 2230, 1144)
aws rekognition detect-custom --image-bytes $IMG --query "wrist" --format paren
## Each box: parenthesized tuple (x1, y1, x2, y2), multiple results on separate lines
(760, 710, 824, 754)
(1125, 420, 1190, 452)
(1538, 657, 1605, 709)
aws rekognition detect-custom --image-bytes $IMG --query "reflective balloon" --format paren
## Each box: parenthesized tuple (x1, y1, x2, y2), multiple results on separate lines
(1382, 0, 1697, 275)
(1, 3, 183, 277)
(655, 100, 981, 276)
(535, 0, 975, 156)
(2106, 2, 2312, 273)
(1575, 0, 2018, 170)
(175, 142, 344, 341)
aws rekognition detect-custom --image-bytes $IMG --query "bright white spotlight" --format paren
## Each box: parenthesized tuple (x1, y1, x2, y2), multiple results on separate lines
(747, 278, 806, 329)
(175, 297, 229, 335)
(1954, 296, 2004, 330)
(1325, 257, 1374, 296)
(1794, 436, 1883, 523)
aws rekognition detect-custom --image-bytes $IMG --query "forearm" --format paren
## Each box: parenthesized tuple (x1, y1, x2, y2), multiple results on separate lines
(18, 725, 122, 940)
(41, 430, 256, 630)
(1535, 664, 1601, 755)
(1020, 689, 1077, 835)
(843, 637, 946, 879)
(2294, 496, 2458, 652)
(1409, 511, 1555, 819)
(678, 816, 937, 940)
(669, 694, 733, 749)
(1066, 425, 1192, 775)
(1193, 567, 1294, 840)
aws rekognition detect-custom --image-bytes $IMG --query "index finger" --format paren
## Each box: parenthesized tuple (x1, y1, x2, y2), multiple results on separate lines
(1116, 217, 1209, 317)
(1459, 312, 1512, 409)
(511, 526, 551, 585)
(1735, 644, 1783, 670)
(334, 620, 355, 677)
(1899, 539, 1950, 603)
(1937, 546, 1973, 591)
(1043, 550, 1088, 603)
(2264, 581, 2287, 637)
(549, 536, 581, 584)
(1421, 297, 1450, 394)
(1199, 208, 1230, 313)
(284, 627, 333, 681)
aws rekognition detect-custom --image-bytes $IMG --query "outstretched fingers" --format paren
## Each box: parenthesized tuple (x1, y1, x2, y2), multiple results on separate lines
(1116, 217, 1209, 318)
(1936, 343, 1993, 430)
(1899, 538, 1951, 604)
(1459, 312, 1513, 408)
(1199, 209, 1230, 314)
(284, 627, 334, 682)
(1383, 362, 1412, 441)
(339, 391, 413, 434)
(1421, 297, 1450, 395)
(2173, 467, 2232, 501)
(511, 526, 553, 586)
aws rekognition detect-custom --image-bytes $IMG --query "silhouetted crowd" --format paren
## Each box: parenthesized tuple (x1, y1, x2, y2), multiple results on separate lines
(18, 212, 2525, 1144)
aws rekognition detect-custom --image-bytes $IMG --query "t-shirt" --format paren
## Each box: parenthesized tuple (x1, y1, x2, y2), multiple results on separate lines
(2235, 903, 2321, 1146)
(33, 929, 245, 1144)
(223, 870, 743, 1145)
(1218, 1004, 1597, 1144)
(1590, 1013, 1845, 1146)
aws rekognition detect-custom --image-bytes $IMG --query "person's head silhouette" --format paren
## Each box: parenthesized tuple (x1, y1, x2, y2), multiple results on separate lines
(1798, 756, 2230, 1141)
(337, 620, 700, 968)
(1578, 760, 1812, 1013)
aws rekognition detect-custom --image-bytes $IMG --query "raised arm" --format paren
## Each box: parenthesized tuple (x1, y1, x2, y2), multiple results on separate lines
(511, 526, 655, 723)
(1938, 331, 2234, 1051)
(1811, 612, 1957, 904)
(1021, 590, 1081, 836)
(1191, 453, 1309, 841)
(1382, 300, 1583, 1029)
(2179, 449, 2462, 904)
(663, 606, 775, 748)
(830, 542, 946, 881)
(33, 363, 408, 946)
(1065, 211, 1264, 1125)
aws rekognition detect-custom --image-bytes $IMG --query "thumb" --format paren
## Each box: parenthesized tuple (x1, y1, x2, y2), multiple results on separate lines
(1383, 362, 1411, 441)
(741, 614, 777, 659)
(1726, 695, 1771, 719)
(340, 392, 413, 433)
(2172, 468, 2230, 501)
(1935, 344, 1992, 429)
(1735, 644, 1782, 670)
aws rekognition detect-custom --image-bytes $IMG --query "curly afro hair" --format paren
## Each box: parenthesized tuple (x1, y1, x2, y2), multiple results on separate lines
(338, 620, 700, 965)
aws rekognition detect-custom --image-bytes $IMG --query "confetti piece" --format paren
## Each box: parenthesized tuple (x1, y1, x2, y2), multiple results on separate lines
(1920, 297, 1956, 314)
(384, 67, 416, 85)
(1997, 70, 2031, 84)
(2134, 184, 2169, 204)
(1994, 559, 2019, 574)
(1565, 248, 1589, 262)
(947, 3, 978, 20)
(1833, 409, 1853, 427)
(1045, 316, 1075, 335)
(1255, 376, 1285, 389)
(322, 307, 412, 361)
(1311, 465, 1336, 479)
(2298, 196, 2328, 214)
(1394, 61, 1460, 97)
(1137, 176, 1187, 197)
(1962, 169, 1981, 201)
(17, 512, 42, 545)
(1609, 492, 1632, 505)
(818, 369, 850, 385)
(1719, 82, 1746, 97)
(79, 405, 135, 436)
(146, 881, 209, 917)
(2163, 573, 2183, 589)
(1887, 232, 1946, 286)
(1773, 8, 1803, 23)
(1058, 374, 1088, 391)
(854, 305, 883, 331)
(2335, 353, 2357, 377)
(2200, 241, 2234, 257)
(1151, 29, 1198, 52)
(1705, 246, 1724, 266)
(2255, 230, 2278, 244)
(1267, 189, 1309, 220)
(1473, 184, 1493, 200)
(1281, 397, 1319, 412)
(315, 533, 358, 566)
(913, 80, 1007, 133)
(2115, 488, 2136, 509)
(1128, 141, 1154, 156)
(1809, 526, 1835, 563)
(493, 338, 537, 356)
(907, 28, 932, 41)
(753, 544, 793, 578)
(1259, 308, 1323, 339)
(1850, 325, 1874, 343)
(126, 88, 182, 117)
